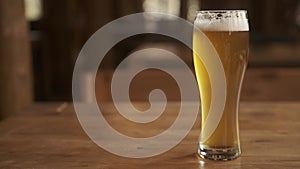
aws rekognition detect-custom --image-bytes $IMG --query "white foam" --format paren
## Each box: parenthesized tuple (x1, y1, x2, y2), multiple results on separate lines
(194, 10, 249, 31)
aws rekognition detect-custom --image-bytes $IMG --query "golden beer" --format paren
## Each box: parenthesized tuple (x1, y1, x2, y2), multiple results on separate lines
(193, 11, 249, 160)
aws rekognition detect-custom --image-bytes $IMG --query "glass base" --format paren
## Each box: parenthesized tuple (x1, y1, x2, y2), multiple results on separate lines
(198, 144, 241, 161)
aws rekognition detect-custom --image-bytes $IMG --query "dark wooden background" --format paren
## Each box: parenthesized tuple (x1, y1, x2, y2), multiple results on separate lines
(35, 0, 300, 101)
(1, 0, 300, 118)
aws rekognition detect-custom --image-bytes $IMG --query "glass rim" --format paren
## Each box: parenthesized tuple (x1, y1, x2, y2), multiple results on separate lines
(196, 10, 247, 14)
(194, 10, 249, 31)
(195, 10, 248, 21)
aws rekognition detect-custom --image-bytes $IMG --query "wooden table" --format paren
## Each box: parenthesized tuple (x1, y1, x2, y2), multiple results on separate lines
(0, 102, 299, 168)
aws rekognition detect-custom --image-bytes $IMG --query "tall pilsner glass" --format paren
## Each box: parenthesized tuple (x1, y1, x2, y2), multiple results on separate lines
(193, 10, 249, 160)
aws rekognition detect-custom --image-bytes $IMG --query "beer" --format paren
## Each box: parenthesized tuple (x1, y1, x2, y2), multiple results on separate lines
(193, 11, 249, 160)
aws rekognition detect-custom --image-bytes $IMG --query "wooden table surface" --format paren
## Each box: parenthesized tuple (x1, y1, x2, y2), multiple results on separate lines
(0, 102, 299, 168)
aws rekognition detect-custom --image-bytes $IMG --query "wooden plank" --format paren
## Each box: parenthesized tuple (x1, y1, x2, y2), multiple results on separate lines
(0, 102, 299, 168)
(39, 0, 122, 100)
(0, 0, 33, 119)
(249, 43, 300, 67)
(241, 68, 300, 101)
(94, 68, 300, 102)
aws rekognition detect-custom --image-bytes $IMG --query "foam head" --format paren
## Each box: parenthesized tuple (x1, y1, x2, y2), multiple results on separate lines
(194, 10, 249, 31)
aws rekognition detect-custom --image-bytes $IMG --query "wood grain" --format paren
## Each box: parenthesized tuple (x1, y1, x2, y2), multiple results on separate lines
(0, 102, 299, 168)
(242, 68, 300, 101)
(94, 68, 300, 103)
(0, 0, 33, 119)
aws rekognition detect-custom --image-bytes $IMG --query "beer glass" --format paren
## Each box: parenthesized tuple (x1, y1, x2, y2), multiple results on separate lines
(193, 10, 249, 160)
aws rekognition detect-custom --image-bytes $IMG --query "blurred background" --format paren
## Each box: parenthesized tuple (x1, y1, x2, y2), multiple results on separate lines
(1, 0, 300, 118)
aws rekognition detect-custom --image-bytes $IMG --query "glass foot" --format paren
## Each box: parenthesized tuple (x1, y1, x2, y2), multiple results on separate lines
(198, 144, 241, 161)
